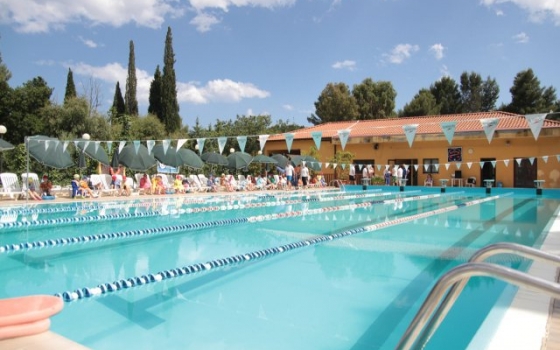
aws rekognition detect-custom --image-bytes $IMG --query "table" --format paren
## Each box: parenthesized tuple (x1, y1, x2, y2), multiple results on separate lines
(451, 178, 463, 187)
(439, 179, 449, 187)
(398, 179, 408, 186)
(534, 180, 545, 188)
(483, 179, 495, 188)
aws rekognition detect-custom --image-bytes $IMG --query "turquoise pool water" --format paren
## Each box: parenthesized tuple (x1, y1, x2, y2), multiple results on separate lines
(0, 186, 558, 349)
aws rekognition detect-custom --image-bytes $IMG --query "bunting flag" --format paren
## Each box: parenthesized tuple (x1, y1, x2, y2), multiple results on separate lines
(377, 164, 382, 171)
(311, 131, 323, 150)
(133, 140, 141, 154)
(434, 164, 439, 171)
(491, 160, 497, 168)
(94, 141, 101, 154)
(333, 163, 338, 169)
(162, 139, 171, 154)
(317, 162, 322, 169)
(196, 138, 206, 154)
(445, 163, 450, 170)
(455, 162, 461, 169)
(542, 156, 549, 163)
(402, 124, 419, 147)
(284, 133, 295, 152)
(106, 141, 113, 153)
(83, 140, 90, 151)
(557, 155, 560, 162)
(62, 141, 69, 153)
(480, 118, 499, 143)
(337, 129, 351, 150)
(529, 157, 535, 165)
(176, 139, 187, 149)
(440, 121, 457, 145)
(479, 161, 485, 168)
(525, 113, 547, 140)
(146, 140, 155, 154)
(515, 158, 522, 166)
(118, 141, 126, 153)
(341, 164, 346, 170)
(504, 159, 510, 167)
(217, 137, 227, 154)
(259, 134, 269, 152)
(424, 164, 429, 171)
(325, 162, 330, 168)
(236, 136, 247, 153)
(466, 162, 472, 169)
(413, 164, 419, 171)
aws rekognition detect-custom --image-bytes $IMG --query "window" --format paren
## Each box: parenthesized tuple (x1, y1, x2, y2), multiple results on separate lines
(423, 158, 439, 174)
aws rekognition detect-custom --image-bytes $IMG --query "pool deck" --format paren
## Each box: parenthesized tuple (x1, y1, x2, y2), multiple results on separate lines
(1, 187, 559, 349)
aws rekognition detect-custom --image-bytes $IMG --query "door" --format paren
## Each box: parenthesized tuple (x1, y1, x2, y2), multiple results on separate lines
(390, 159, 418, 186)
(480, 158, 496, 187)
(514, 158, 537, 188)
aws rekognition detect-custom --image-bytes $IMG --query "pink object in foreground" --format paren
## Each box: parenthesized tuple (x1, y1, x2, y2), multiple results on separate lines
(0, 295, 63, 340)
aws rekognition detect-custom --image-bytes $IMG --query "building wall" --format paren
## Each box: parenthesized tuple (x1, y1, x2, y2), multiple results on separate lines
(264, 132, 559, 188)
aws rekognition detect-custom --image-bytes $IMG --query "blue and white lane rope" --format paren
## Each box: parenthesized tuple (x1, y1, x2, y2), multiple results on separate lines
(0, 192, 444, 254)
(55, 193, 509, 302)
(0, 189, 424, 230)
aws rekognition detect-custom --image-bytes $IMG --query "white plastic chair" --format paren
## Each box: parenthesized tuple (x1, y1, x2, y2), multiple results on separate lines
(1, 173, 25, 200)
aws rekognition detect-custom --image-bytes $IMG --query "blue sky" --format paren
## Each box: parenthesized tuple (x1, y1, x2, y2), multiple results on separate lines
(1, 0, 559, 128)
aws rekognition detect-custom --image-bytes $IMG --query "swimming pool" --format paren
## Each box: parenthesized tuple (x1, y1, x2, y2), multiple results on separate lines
(0, 186, 558, 349)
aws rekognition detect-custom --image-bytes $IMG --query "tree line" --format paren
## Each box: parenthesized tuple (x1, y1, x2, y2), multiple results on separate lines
(308, 70, 559, 125)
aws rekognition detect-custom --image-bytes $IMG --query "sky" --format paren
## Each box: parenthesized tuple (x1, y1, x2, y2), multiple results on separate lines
(1, 0, 559, 128)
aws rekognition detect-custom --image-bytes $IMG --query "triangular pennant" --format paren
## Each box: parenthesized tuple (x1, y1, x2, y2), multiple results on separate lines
(284, 133, 295, 153)
(337, 129, 351, 150)
(341, 164, 346, 170)
(445, 163, 450, 170)
(480, 118, 499, 143)
(317, 162, 322, 169)
(133, 140, 141, 154)
(106, 141, 113, 153)
(528, 157, 535, 165)
(402, 124, 419, 147)
(467, 162, 472, 169)
(440, 121, 457, 145)
(146, 140, 155, 154)
(83, 140, 90, 151)
(377, 164, 382, 171)
(217, 137, 228, 154)
(94, 141, 101, 155)
(333, 163, 338, 169)
(196, 138, 206, 154)
(479, 161, 485, 168)
(236, 136, 247, 153)
(434, 164, 439, 171)
(503, 159, 510, 167)
(403, 164, 409, 171)
(162, 139, 171, 154)
(63, 141, 69, 153)
(311, 131, 323, 150)
(325, 162, 330, 168)
(44, 140, 50, 151)
(455, 162, 461, 169)
(525, 113, 547, 140)
(491, 160, 496, 168)
(414, 164, 419, 171)
(542, 156, 549, 163)
(118, 141, 126, 153)
(259, 135, 269, 152)
(176, 139, 187, 149)
(424, 164, 429, 171)
(515, 158, 522, 166)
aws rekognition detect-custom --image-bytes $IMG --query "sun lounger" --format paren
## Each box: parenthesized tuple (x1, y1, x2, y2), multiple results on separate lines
(0, 173, 25, 200)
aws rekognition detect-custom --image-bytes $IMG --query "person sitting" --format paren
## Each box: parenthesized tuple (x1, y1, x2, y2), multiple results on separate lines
(255, 175, 267, 190)
(182, 177, 191, 193)
(207, 175, 218, 192)
(120, 178, 132, 196)
(424, 174, 433, 187)
(151, 175, 165, 195)
(71, 174, 81, 198)
(27, 179, 42, 201)
(139, 174, 152, 195)
(79, 176, 98, 198)
(39, 175, 53, 196)
(173, 175, 184, 194)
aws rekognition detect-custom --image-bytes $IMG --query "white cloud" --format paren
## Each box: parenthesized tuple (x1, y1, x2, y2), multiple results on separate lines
(496, 9, 504, 16)
(0, 0, 181, 33)
(440, 65, 450, 77)
(481, 0, 560, 24)
(513, 31, 529, 43)
(429, 43, 445, 60)
(190, 12, 221, 32)
(69, 61, 271, 105)
(332, 60, 356, 71)
(383, 44, 419, 64)
(188, 0, 296, 12)
(78, 36, 98, 48)
(283, 104, 293, 111)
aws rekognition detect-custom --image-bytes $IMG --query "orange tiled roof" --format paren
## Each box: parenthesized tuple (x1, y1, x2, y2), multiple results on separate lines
(268, 111, 560, 140)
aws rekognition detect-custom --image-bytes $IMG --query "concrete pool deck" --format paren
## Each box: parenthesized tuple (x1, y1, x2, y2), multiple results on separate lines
(0, 188, 559, 349)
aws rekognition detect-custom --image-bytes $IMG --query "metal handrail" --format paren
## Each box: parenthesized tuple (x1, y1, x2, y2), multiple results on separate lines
(396, 243, 560, 350)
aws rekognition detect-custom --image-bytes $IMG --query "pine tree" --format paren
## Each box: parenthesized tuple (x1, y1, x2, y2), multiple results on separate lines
(148, 65, 163, 120)
(64, 68, 77, 104)
(111, 81, 126, 125)
(161, 27, 181, 134)
(125, 40, 138, 116)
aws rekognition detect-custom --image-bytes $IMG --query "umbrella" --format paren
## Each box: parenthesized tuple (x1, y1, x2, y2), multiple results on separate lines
(111, 151, 120, 169)
(271, 154, 290, 169)
(252, 154, 278, 165)
(75, 139, 110, 165)
(26, 135, 74, 169)
(0, 139, 14, 151)
(152, 145, 204, 169)
(117, 144, 157, 171)
(201, 152, 229, 166)
(227, 152, 253, 169)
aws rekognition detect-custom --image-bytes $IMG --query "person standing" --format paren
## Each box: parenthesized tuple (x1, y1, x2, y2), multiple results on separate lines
(285, 162, 295, 189)
(397, 166, 403, 185)
(300, 163, 309, 188)
(349, 164, 356, 185)
(384, 168, 391, 185)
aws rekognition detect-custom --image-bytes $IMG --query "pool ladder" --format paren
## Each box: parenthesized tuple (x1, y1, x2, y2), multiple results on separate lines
(396, 242, 560, 350)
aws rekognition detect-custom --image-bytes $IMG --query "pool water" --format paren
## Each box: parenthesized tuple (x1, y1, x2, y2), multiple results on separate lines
(0, 187, 558, 349)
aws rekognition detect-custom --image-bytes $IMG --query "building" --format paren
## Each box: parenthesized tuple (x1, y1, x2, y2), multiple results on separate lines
(264, 111, 560, 188)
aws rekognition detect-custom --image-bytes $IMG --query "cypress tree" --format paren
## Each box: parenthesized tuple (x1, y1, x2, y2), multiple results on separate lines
(64, 68, 77, 104)
(125, 40, 139, 116)
(111, 81, 126, 125)
(161, 27, 181, 134)
(148, 65, 163, 121)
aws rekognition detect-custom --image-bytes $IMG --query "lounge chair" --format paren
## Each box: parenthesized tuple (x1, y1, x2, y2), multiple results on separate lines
(91, 174, 118, 197)
(466, 177, 477, 187)
(0, 173, 26, 200)
(189, 175, 210, 192)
